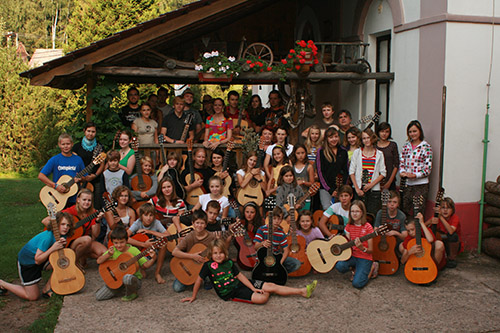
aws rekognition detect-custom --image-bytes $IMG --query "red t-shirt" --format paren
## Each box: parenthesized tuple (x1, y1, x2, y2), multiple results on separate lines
(63, 205, 96, 236)
(437, 214, 461, 238)
(345, 223, 373, 260)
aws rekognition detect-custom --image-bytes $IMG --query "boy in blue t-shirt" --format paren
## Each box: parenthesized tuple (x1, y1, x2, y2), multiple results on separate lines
(38, 133, 85, 205)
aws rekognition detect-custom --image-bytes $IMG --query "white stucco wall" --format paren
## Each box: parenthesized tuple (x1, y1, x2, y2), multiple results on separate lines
(447, 0, 500, 17)
(402, 0, 420, 23)
(443, 22, 500, 202)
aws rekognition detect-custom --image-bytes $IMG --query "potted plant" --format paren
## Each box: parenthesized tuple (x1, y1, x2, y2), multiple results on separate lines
(275, 40, 320, 78)
(195, 51, 241, 82)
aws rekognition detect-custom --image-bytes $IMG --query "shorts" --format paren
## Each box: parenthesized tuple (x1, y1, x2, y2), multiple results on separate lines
(230, 280, 264, 303)
(17, 261, 48, 286)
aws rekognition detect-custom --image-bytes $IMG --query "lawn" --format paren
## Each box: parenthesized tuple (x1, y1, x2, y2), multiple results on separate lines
(0, 178, 47, 279)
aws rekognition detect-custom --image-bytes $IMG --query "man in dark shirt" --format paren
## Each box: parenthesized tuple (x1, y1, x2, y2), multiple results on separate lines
(182, 88, 203, 141)
(161, 96, 194, 143)
(261, 90, 289, 130)
(120, 87, 141, 127)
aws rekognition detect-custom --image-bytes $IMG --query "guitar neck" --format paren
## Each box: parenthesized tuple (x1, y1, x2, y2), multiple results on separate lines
(66, 160, 95, 188)
(133, 150, 145, 186)
(74, 210, 101, 230)
(187, 151, 195, 183)
(50, 217, 61, 241)
(159, 142, 166, 166)
(256, 147, 265, 169)
(180, 124, 189, 142)
(289, 207, 298, 244)
(340, 229, 379, 251)
(267, 212, 274, 257)
(222, 148, 231, 172)
(296, 192, 311, 207)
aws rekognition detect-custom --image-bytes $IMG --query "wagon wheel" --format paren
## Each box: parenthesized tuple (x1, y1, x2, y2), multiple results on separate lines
(243, 43, 274, 67)
(350, 58, 372, 85)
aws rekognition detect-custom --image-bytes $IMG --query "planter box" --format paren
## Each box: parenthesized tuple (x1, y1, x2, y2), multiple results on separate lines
(198, 72, 233, 82)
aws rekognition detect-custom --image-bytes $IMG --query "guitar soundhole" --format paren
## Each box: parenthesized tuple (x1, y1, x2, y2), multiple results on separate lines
(119, 262, 129, 271)
(249, 179, 259, 188)
(245, 239, 253, 246)
(58, 257, 69, 269)
(416, 251, 425, 258)
(378, 242, 389, 252)
(290, 244, 300, 253)
(264, 255, 275, 267)
(331, 245, 342, 256)
(138, 184, 147, 191)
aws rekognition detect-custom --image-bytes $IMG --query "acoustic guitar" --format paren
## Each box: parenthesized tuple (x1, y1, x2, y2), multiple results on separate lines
(251, 208, 288, 285)
(180, 113, 194, 143)
(65, 200, 117, 246)
(236, 136, 267, 206)
(130, 137, 152, 192)
(158, 134, 167, 169)
(100, 228, 193, 289)
(307, 224, 389, 273)
(39, 152, 107, 211)
(314, 210, 344, 236)
(170, 222, 244, 285)
(46, 203, 85, 295)
(265, 182, 320, 234)
(233, 85, 249, 142)
(432, 187, 445, 236)
(404, 196, 438, 285)
(229, 199, 257, 270)
(184, 138, 206, 206)
(372, 189, 399, 275)
(351, 110, 381, 129)
(161, 210, 193, 252)
(215, 138, 234, 198)
(286, 194, 311, 277)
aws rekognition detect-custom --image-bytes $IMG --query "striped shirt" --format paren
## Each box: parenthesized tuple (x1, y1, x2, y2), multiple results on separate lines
(345, 223, 373, 260)
(361, 153, 376, 183)
(254, 225, 288, 254)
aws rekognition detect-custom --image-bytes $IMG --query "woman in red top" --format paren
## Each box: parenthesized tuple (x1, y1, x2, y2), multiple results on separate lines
(334, 200, 373, 289)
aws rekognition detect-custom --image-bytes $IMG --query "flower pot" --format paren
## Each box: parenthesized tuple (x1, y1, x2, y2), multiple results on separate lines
(198, 72, 233, 82)
(303, 51, 313, 65)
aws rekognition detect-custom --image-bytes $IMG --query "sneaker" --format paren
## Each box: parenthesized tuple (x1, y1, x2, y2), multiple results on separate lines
(446, 259, 457, 269)
(306, 280, 318, 298)
(121, 293, 138, 301)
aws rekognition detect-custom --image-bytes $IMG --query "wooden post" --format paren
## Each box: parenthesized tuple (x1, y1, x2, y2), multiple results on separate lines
(85, 66, 95, 122)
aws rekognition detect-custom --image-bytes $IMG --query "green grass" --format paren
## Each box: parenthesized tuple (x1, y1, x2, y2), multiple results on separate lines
(0, 178, 46, 279)
(0, 178, 62, 331)
(28, 294, 64, 332)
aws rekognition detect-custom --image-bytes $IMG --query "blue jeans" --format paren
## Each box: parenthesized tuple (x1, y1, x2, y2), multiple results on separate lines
(172, 278, 187, 293)
(283, 257, 301, 274)
(335, 257, 372, 289)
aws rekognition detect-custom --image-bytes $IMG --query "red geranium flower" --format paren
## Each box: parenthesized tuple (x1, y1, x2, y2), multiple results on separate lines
(260, 68, 264, 72)
(246, 60, 252, 64)
(267, 67, 272, 71)
(295, 65, 301, 70)
(249, 63, 255, 68)
(299, 58, 306, 64)
(289, 49, 295, 54)
(300, 51, 306, 56)
(314, 59, 319, 64)
(288, 54, 293, 59)
(299, 40, 307, 48)
(281, 59, 288, 65)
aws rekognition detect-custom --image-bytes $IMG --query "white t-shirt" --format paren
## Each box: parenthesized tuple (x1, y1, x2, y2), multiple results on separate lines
(324, 202, 349, 224)
(236, 169, 265, 178)
(265, 143, 294, 157)
(198, 193, 229, 214)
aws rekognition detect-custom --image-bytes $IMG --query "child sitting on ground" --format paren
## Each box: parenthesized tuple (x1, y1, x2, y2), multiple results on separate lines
(425, 197, 462, 268)
(181, 239, 317, 304)
(96, 226, 155, 301)
(318, 185, 353, 237)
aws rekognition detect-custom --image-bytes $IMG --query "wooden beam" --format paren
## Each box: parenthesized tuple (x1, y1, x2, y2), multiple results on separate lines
(85, 68, 95, 122)
(29, 0, 251, 87)
(92, 66, 395, 81)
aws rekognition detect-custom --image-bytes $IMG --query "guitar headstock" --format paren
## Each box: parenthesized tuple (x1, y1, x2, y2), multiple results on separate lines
(362, 169, 370, 184)
(309, 182, 320, 196)
(376, 224, 391, 236)
(47, 202, 57, 220)
(93, 152, 107, 165)
(258, 135, 269, 151)
(287, 193, 296, 209)
(184, 113, 194, 125)
(436, 187, 445, 204)
(104, 198, 118, 211)
(412, 195, 424, 217)
(186, 138, 193, 152)
(381, 189, 390, 205)
(226, 137, 235, 151)
(178, 227, 194, 237)
(92, 145, 103, 159)
(131, 137, 139, 151)
(335, 174, 343, 189)
(372, 111, 382, 123)
(158, 134, 164, 145)
(229, 220, 245, 237)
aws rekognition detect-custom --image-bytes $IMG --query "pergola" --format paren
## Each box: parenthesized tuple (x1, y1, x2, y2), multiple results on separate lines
(20, 0, 394, 123)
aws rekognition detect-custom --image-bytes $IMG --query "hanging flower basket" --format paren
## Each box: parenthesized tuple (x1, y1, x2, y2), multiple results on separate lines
(198, 72, 233, 82)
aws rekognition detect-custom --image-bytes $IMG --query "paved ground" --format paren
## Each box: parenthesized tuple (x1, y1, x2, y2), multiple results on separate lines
(55, 252, 500, 332)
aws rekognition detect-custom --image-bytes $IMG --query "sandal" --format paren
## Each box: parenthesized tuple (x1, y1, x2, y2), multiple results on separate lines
(306, 280, 317, 298)
(369, 262, 379, 279)
(42, 289, 53, 299)
(350, 269, 355, 282)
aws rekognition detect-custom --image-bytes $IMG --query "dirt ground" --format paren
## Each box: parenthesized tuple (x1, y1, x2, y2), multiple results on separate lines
(2, 252, 499, 332)
(31, 251, 497, 333)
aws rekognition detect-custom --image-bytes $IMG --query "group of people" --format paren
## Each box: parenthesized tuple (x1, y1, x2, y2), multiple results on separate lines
(0, 86, 462, 305)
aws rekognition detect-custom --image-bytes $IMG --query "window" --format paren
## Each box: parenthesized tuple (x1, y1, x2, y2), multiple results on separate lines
(375, 34, 391, 122)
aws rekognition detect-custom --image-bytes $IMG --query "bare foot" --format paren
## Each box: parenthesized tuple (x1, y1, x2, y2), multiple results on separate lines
(155, 274, 166, 284)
